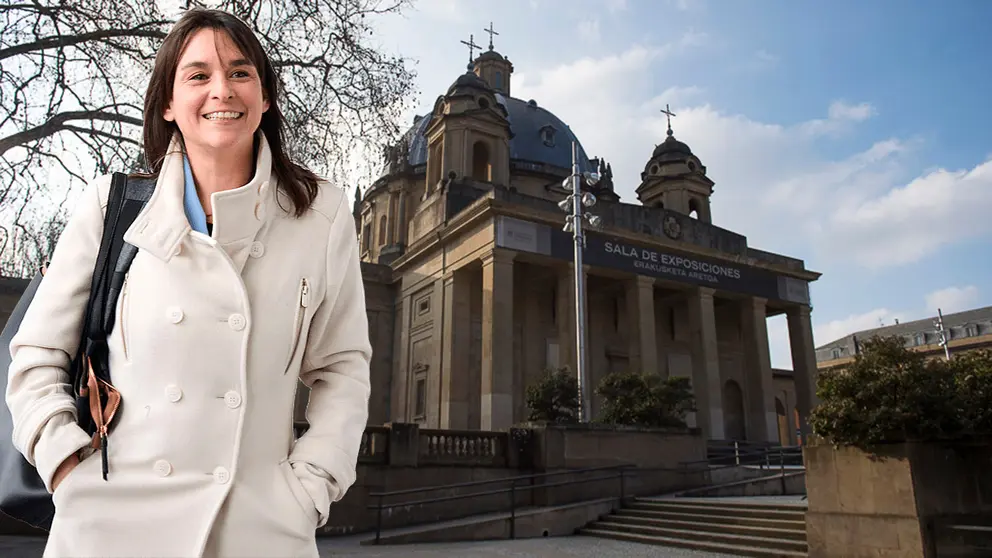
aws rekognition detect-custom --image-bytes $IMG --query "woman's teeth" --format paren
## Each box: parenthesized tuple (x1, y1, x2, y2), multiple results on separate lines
(204, 112, 243, 120)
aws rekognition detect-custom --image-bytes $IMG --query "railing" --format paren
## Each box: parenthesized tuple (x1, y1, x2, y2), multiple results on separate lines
(418, 428, 507, 466)
(366, 464, 635, 544)
(686, 443, 804, 495)
(360, 426, 391, 464)
(707, 440, 804, 467)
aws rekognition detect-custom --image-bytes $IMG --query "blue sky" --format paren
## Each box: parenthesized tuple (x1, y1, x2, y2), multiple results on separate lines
(375, 0, 992, 368)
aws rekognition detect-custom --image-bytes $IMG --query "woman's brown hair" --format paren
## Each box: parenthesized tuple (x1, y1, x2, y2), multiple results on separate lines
(142, 8, 318, 217)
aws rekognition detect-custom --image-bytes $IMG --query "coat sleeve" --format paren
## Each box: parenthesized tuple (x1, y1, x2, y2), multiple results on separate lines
(289, 189, 372, 527)
(5, 175, 111, 493)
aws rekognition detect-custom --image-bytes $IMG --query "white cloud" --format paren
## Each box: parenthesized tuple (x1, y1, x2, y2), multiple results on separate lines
(926, 285, 980, 314)
(512, 43, 992, 272)
(828, 100, 875, 122)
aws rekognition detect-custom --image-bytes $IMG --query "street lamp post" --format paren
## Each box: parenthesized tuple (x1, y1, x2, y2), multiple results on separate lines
(558, 140, 602, 423)
(934, 308, 951, 360)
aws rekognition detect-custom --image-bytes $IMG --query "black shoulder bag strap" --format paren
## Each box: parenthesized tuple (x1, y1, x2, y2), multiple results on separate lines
(71, 172, 153, 480)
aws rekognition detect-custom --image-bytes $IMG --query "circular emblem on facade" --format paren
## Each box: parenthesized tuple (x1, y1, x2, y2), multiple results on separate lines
(663, 215, 682, 240)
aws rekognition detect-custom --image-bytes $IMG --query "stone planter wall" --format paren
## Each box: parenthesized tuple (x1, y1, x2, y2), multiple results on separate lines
(522, 423, 709, 505)
(804, 439, 992, 558)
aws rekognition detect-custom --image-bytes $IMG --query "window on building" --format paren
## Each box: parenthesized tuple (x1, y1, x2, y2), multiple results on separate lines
(494, 71, 503, 90)
(361, 222, 372, 252)
(414, 378, 426, 419)
(688, 198, 701, 219)
(540, 126, 556, 147)
(914, 333, 925, 346)
(831, 348, 842, 359)
(472, 141, 492, 182)
(378, 215, 388, 247)
(966, 325, 977, 337)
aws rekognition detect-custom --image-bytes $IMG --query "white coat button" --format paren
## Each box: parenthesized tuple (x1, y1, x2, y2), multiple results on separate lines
(228, 314, 246, 331)
(165, 384, 183, 402)
(249, 241, 265, 258)
(167, 306, 184, 324)
(213, 466, 231, 484)
(224, 391, 242, 409)
(153, 459, 172, 477)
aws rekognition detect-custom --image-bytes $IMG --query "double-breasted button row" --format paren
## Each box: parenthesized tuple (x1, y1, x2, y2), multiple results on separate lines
(165, 306, 249, 333)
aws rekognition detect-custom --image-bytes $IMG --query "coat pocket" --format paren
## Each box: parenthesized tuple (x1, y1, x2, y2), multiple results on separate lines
(277, 458, 319, 525)
(283, 277, 310, 375)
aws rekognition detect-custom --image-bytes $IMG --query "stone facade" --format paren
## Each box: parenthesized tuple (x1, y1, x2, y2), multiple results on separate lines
(349, 44, 822, 443)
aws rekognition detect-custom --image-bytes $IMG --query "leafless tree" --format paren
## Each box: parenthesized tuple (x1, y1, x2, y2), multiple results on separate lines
(0, 0, 416, 276)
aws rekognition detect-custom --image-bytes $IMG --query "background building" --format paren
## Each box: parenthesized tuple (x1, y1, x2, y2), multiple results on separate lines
(816, 305, 992, 370)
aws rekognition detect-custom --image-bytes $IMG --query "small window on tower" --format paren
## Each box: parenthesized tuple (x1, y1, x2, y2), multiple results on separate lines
(540, 126, 556, 147)
(494, 71, 503, 90)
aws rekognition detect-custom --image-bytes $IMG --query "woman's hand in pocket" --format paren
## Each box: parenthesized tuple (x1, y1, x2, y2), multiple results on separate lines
(52, 453, 80, 492)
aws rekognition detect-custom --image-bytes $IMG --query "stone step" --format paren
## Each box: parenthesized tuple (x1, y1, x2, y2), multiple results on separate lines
(578, 528, 808, 558)
(587, 519, 808, 553)
(628, 501, 806, 520)
(607, 513, 807, 541)
(634, 496, 806, 513)
(615, 508, 807, 530)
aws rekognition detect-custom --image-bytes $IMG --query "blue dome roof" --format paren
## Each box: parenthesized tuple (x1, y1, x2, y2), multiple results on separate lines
(403, 94, 594, 174)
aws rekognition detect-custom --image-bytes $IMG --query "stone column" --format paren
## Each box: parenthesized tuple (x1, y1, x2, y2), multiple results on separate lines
(396, 190, 407, 245)
(387, 192, 397, 245)
(788, 305, 819, 437)
(687, 288, 725, 439)
(625, 275, 658, 376)
(556, 264, 577, 374)
(741, 297, 777, 442)
(440, 269, 472, 429)
(392, 294, 412, 421)
(481, 249, 515, 431)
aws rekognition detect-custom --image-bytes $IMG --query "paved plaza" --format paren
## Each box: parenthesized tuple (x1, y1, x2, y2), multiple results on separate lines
(0, 534, 741, 558)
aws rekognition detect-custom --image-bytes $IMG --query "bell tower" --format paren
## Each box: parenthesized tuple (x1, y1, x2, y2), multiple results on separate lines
(636, 105, 715, 223)
(421, 33, 511, 195)
(473, 22, 513, 96)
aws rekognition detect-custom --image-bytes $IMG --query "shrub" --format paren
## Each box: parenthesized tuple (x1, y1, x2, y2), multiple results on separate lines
(525, 368, 580, 424)
(595, 371, 696, 428)
(809, 335, 992, 452)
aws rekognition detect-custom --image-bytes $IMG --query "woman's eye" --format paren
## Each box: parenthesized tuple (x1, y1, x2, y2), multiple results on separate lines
(232, 70, 250, 78)
(189, 73, 207, 81)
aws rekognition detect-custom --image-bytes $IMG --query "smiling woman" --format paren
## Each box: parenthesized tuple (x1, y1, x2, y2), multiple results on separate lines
(5, 8, 371, 558)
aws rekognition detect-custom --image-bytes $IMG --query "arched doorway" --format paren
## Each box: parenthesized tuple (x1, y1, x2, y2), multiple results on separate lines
(722, 380, 746, 440)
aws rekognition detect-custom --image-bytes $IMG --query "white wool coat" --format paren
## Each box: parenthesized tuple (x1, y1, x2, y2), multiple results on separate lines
(5, 134, 372, 558)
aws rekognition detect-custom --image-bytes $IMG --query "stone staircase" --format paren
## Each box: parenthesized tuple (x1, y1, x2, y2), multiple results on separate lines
(579, 496, 808, 558)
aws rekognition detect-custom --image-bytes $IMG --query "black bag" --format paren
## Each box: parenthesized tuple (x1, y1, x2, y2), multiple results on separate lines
(0, 172, 153, 531)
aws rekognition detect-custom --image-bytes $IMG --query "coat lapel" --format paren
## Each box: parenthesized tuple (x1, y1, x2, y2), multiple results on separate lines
(123, 134, 278, 272)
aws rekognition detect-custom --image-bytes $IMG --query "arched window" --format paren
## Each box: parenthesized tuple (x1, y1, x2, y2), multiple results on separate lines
(472, 141, 492, 182)
(377, 215, 388, 246)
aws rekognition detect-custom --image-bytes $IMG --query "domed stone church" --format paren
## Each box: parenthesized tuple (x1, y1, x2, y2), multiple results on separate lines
(334, 39, 821, 444)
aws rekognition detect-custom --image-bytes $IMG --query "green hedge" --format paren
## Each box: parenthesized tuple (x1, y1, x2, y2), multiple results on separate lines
(810, 335, 992, 452)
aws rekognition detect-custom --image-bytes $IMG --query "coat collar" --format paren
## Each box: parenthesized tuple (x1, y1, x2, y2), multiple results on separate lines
(124, 133, 278, 264)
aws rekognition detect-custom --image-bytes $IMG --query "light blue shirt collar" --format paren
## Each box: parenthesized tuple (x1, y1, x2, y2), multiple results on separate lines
(182, 155, 209, 234)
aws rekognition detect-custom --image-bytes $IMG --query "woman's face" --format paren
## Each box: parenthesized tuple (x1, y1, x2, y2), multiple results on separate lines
(164, 27, 269, 158)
